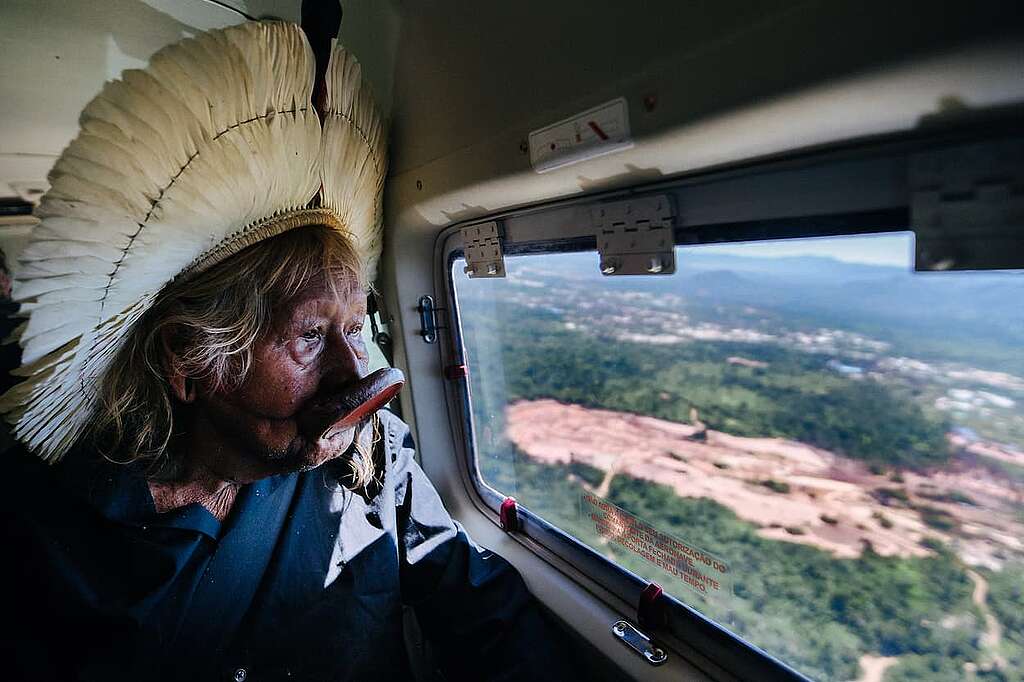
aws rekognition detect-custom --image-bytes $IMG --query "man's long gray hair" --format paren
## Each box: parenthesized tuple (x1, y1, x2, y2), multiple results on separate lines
(91, 225, 377, 486)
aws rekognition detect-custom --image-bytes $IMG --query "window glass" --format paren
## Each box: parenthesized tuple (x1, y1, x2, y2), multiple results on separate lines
(453, 232, 1024, 682)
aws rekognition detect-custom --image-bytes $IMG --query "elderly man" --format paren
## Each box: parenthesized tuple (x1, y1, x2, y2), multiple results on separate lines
(0, 21, 573, 682)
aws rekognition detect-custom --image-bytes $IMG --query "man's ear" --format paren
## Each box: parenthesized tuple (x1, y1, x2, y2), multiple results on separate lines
(160, 327, 196, 404)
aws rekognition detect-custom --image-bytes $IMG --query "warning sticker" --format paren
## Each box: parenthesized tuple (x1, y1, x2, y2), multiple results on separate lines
(581, 491, 731, 599)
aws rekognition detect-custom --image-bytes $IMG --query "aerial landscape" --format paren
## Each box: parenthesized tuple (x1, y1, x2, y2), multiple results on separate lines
(455, 233, 1024, 682)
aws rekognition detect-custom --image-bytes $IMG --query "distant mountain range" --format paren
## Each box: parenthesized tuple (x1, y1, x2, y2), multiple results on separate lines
(501, 251, 1024, 373)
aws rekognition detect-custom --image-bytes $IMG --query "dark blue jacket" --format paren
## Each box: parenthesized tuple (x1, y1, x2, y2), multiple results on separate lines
(1, 411, 573, 681)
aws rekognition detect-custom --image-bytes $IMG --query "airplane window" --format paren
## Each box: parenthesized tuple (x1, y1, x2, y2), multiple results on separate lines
(452, 231, 1024, 682)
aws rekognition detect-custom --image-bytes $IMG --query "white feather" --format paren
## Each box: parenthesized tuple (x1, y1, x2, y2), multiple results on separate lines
(320, 40, 388, 283)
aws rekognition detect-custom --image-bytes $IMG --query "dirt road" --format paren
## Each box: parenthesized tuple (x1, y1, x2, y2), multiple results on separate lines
(968, 569, 1008, 670)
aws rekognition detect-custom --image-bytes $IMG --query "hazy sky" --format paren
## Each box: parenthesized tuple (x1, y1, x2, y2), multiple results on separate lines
(697, 231, 914, 267)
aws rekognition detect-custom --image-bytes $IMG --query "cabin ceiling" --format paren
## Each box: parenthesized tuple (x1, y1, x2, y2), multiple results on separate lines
(386, 0, 1024, 232)
(2, 0, 1022, 237)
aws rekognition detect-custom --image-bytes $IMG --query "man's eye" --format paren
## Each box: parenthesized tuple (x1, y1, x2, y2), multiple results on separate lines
(347, 324, 363, 337)
(301, 328, 323, 341)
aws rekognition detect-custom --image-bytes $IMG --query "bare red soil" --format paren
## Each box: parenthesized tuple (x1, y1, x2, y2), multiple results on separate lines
(506, 400, 1024, 566)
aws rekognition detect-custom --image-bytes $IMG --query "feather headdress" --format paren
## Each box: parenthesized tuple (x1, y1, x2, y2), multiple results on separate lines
(0, 21, 387, 461)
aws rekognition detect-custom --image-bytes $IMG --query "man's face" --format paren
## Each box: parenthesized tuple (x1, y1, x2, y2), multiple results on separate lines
(193, 274, 371, 481)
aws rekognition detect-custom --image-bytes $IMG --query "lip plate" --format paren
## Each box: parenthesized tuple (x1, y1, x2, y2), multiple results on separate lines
(321, 379, 404, 438)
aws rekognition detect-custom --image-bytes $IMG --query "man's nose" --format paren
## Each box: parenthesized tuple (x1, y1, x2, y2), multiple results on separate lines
(321, 329, 365, 390)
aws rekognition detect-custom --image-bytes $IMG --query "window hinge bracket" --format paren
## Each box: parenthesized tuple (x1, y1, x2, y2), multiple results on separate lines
(462, 221, 505, 278)
(911, 138, 1024, 271)
(593, 194, 676, 276)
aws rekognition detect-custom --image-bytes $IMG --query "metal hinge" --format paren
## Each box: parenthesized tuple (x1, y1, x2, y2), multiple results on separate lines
(592, 194, 676, 276)
(462, 222, 505, 278)
(911, 138, 1024, 271)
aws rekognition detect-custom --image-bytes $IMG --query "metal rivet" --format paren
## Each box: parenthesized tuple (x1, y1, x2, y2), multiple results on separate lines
(233, 668, 247, 682)
(647, 257, 664, 274)
(486, 263, 499, 276)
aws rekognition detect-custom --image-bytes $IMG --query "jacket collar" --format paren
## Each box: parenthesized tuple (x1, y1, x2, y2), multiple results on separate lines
(58, 445, 290, 540)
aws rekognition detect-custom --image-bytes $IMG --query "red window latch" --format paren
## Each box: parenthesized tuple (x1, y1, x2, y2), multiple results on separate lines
(499, 496, 519, 532)
(444, 364, 468, 380)
(638, 582, 668, 632)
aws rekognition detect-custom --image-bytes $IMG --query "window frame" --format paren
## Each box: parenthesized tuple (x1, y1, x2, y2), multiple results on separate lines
(431, 119, 1024, 681)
